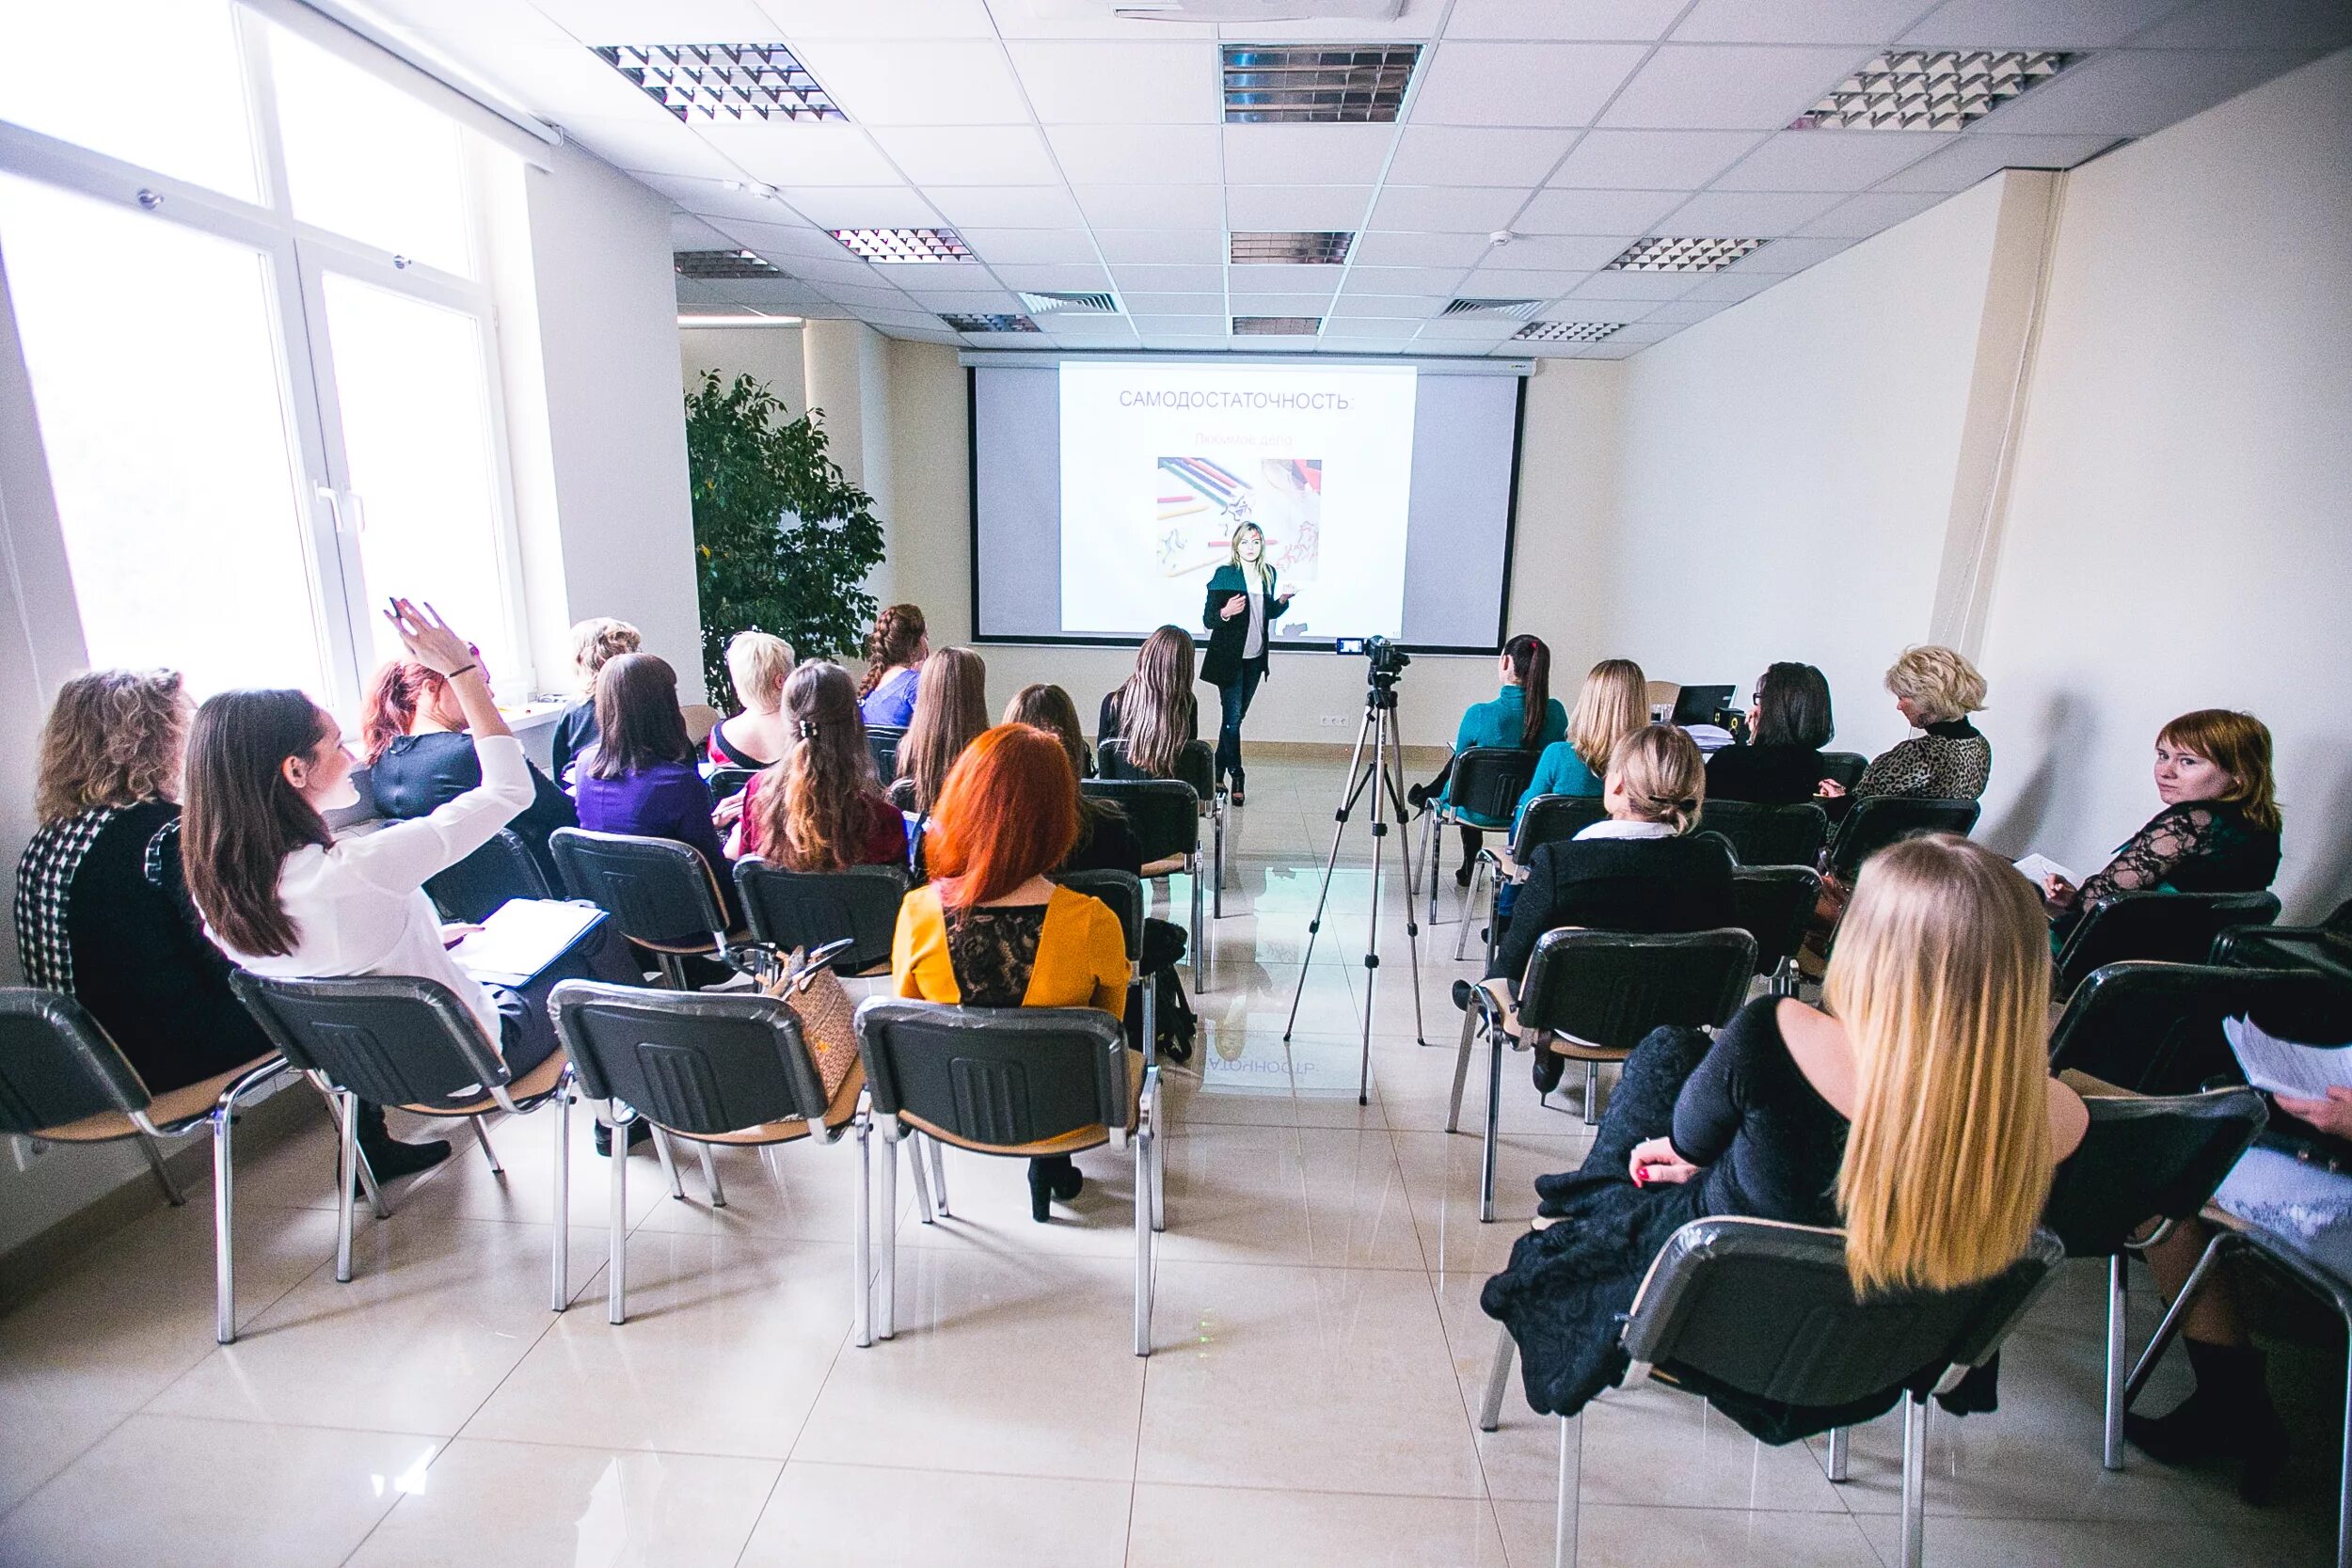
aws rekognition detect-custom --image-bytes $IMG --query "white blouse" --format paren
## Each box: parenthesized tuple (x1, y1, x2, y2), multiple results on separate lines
(218, 735, 534, 1045)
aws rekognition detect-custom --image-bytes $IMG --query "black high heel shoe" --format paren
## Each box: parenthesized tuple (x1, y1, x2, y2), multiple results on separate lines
(2124, 1339, 2288, 1505)
(1027, 1156, 1085, 1222)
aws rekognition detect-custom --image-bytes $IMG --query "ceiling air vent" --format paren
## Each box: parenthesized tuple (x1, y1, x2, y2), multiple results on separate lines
(674, 249, 783, 279)
(1232, 315, 1323, 335)
(592, 44, 843, 123)
(832, 228, 973, 263)
(1608, 236, 1766, 273)
(1222, 44, 1421, 124)
(1514, 321, 1623, 342)
(941, 313, 1041, 333)
(1442, 298, 1543, 320)
(1793, 50, 2073, 132)
(1231, 230, 1354, 264)
(1018, 290, 1121, 315)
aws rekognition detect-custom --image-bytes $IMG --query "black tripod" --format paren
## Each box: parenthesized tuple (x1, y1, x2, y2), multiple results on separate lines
(1282, 673, 1428, 1104)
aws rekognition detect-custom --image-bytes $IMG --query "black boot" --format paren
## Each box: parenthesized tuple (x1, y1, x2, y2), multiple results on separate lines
(1533, 1048, 1565, 1096)
(2125, 1338, 2287, 1504)
(354, 1101, 451, 1184)
(1027, 1155, 1084, 1222)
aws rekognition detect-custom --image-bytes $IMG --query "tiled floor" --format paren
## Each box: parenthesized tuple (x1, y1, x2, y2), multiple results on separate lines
(1, 755, 2344, 1565)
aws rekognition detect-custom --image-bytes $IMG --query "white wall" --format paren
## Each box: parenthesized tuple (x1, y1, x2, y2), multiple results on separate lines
(1972, 49, 2352, 919)
(679, 324, 805, 418)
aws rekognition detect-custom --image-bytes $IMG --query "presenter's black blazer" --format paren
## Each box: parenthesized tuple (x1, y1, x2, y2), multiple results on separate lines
(1200, 563, 1289, 688)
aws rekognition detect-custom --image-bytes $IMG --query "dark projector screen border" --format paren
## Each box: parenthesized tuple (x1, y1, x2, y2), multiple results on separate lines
(964, 356, 1529, 656)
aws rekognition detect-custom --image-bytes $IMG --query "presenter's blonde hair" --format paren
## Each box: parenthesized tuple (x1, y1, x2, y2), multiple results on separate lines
(1884, 645, 1987, 725)
(1226, 521, 1268, 574)
(1569, 658, 1648, 776)
(1827, 833, 2055, 1296)
(1606, 724, 1704, 833)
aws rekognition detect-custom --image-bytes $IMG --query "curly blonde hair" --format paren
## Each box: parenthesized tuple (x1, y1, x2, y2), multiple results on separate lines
(568, 618, 642, 695)
(36, 670, 192, 822)
(1884, 644, 1987, 725)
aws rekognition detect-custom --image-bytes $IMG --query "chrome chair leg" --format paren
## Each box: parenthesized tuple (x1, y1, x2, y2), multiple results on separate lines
(1190, 853, 1206, 991)
(2104, 1252, 2128, 1469)
(1899, 1391, 1929, 1568)
(1445, 1006, 1476, 1133)
(879, 1123, 898, 1339)
(1826, 1425, 1851, 1482)
(698, 1141, 727, 1209)
(606, 1111, 628, 1325)
(1581, 1062, 1601, 1128)
(649, 1124, 685, 1200)
(136, 1133, 186, 1207)
(2126, 1227, 2232, 1404)
(853, 1117, 873, 1348)
(334, 1089, 358, 1284)
(1454, 856, 1484, 960)
(1481, 1020, 1503, 1223)
(926, 1135, 947, 1218)
(212, 1109, 237, 1343)
(2337, 1348, 2352, 1568)
(1212, 799, 1226, 918)
(549, 1084, 570, 1313)
(908, 1132, 936, 1224)
(469, 1115, 503, 1177)
(1553, 1414, 1581, 1568)
(1480, 1326, 1516, 1431)
(1134, 1130, 1153, 1357)
(1141, 974, 1157, 1062)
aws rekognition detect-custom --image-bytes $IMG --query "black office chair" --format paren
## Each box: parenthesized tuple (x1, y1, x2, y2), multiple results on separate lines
(1420, 746, 1540, 928)
(1479, 1216, 2064, 1568)
(866, 724, 907, 782)
(1696, 800, 1830, 867)
(2054, 888, 2282, 1000)
(1099, 737, 1229, 915)
(854, 998, 1160, 1354)
(2040, 1085, 2266, 1469)
(2214, 899, 2352, 984)
(0, 990, 289, 1345)
(550, 826, 737, 987)
(548, 979, 863, 1328)
(424, 829, 554, 924)
(1820, 751, 1869, 791)
(1449, 927, 1756, 1218)
(1823, 796, 1979, 883)
(1730, 863, 1822, 997)
(706, 765, 758, 804)
(1083, 778, 1207, 990)
(735, 858, 906, 978)
(1461, 794, 1613, 963)
(1053, 868, 1152, 1049)
(229, 972, 576, 1309)
(2046, 959, 2337, 1095)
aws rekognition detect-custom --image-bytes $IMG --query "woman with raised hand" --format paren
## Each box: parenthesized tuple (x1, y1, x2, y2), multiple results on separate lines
(894, 645, 990, 818)
(361, 654, 575, 887)
(1481, 833, 2086, 1429)
(1097, 626, 1200, 783)
(858, 604, 929, 730)
(737, 661, 906, 871)
(1199, 522, 1292, 805)
(707, 630, 796, 769)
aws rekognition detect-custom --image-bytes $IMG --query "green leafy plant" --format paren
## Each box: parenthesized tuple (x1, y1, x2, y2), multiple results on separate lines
(684, 370, 884, 702)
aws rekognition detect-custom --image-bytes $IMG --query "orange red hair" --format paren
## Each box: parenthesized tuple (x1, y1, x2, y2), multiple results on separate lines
(926, 724, 1080, 907)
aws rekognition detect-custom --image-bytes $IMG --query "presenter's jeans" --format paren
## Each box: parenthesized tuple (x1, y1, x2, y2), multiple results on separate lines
(1216, 666, 1263, 784)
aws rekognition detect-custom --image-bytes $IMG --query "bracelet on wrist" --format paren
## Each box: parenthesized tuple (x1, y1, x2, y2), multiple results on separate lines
(447, 663, 479, 680)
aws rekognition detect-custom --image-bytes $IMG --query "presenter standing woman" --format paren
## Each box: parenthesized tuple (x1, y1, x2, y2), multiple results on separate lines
(1200, 522, 1292, 805)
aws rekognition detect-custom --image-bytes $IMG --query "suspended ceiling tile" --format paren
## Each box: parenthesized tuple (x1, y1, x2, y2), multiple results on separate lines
(1344, 231, 1495, 268)
(1597, 44, 1866, 131)
(1514, 188, 1686, 235)
(953, 228, 1103, 264)
(788, 39, 1034, 125)
(1223, 186, 1375, 230)
(1093, 230, 1227, 264)
(1796, 189, 1949, 236)
(1366, 185, 1533, 231)
(1567, 270, 1702, 299)
(695, 120, 904, 186)
(1385, 126, 1577, 186)
(1073, 183, 1228, 230)
(775, 186, 947, 228)
(1042, 123, 1224, 184)
(2133, 0, 2352, 51)
(1007, 41, 1224, 123)
(1873, 131, 2124, 190)
(744, 0, 1000, 37)
(927, 185, 1089, 229)
(1107, 262, 1231, 293)
(1547, 129, 1770, 189)
(1409, 41, 1651, 127)
(1672, 0, 1944, 45)
(1724, 235, 1858, 272)
(1899, 0, 2197, 50)
(1222, 124, 1398, 185)
(1658, 187, 1848, 234)
(1972, 46, 2316, 136)
(1442, 0, 1690, 40)
(867, 124, 1063, 185)
(1710, 129, 1949, 191)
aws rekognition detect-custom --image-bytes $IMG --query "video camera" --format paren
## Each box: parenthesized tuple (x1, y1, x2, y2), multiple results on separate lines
(1333, 634, 1411, 684)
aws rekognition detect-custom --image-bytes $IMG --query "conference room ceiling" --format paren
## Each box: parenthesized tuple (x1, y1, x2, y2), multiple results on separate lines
(366, 0, 2350, 358)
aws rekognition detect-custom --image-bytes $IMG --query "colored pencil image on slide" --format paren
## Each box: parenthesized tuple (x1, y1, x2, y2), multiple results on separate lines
(1152, 455, 1322, 583)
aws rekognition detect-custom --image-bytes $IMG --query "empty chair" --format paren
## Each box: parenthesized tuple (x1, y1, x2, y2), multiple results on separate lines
(423, 828, 554, 924)
(1083, 777, 1208, 990)
(1449, 927, 1755, 1217)
(1099, 736, 1229, 914)
(866, 723, 907, 782)
(2046, 960, 2335, 1096)
(854, 998, 1161, 1354)
(1480, 1216, 2063, 1568)
(1459, 792, 1613, 965)
(228, 972, 575, 1309)
(550, 825, 737, 987)
(0, 990, 287, 1344)
(735, 858, 906, 978)
(1729, 863, 1822, 997)
(1419, 746, 1539, 927)
(1820, 751, 1870, 791)
(1824, 795, 1979, 883)
(1696, 800, 1830, 867)
(548, 978, 864, 1328)
(1053, 868, 1152, 1047)
(2054, 888, 2282, 1000)
(2041, 1086, 2266, 1469)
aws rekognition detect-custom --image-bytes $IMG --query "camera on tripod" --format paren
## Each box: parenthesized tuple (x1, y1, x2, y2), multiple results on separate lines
(1333, 634, 1411, 684)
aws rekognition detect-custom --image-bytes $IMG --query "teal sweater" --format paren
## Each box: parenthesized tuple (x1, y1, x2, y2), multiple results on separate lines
(1514, 740, 1604, 828)
(1444, 687, 1569, 827)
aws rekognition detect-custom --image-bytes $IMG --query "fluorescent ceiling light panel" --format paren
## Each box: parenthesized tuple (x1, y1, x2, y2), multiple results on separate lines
(1232, 315, 1323, 335)
(1222, 45, 1422, 124)
(678, 313, 805, 326)
(832, 228, 973, 262)
(1442, 297, 1544, 319)
(1018, 290, 1122, 314)
(941, 313, 1041, 333)
(592, 45, 844, 124)
(1231, 230, 1354, 264)
(1514, 320, 1623, 341)
(673, 249, 784, 279)
(1793, 51, 2074, 132)
(1608, 236, 1766, 272)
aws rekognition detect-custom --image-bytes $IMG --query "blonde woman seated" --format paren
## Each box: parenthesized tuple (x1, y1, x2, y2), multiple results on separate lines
(892, 724, 1131, 1221)
(1513, 657, 1648, 826)
(1817, 644, 1992, 822)
(707, 630, 795, 769)
(1481, 833, 2088, 1431)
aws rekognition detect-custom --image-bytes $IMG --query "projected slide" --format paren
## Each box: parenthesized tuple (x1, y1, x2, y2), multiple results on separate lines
(1057, 360, 1418, 641)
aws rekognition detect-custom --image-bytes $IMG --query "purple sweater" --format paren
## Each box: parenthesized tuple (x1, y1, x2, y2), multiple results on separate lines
(573, 759, 740, 930)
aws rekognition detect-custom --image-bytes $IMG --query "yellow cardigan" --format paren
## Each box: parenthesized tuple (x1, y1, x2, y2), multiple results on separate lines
(892, 883, 1130, 1014)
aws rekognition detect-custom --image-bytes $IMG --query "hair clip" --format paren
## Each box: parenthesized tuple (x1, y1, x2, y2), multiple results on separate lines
(797, 719, 819, 739)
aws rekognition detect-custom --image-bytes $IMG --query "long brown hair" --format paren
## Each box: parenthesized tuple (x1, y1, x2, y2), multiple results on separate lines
(1005, 683, 1090, 779)
(181, 690, 336, 958)
(359, 659, 466, 765)
(2158, 708, 2280, 833)
(861, 603, 927, 699)
(927, 725, 1080, 907)
(752, 661, 882, 871)
(588, 653, 693, 780)
(898, 646, 988, 814)
(1113, 626, 1197, 778)
(34, 669, 190, 822)
(1502, 633, 1552, 750)
(1569, 658, 1647, 776)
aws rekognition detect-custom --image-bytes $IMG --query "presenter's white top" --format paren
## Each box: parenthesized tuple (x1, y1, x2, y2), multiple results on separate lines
(1242, 562, 1267, 659)
(218, 735, 534, 1045)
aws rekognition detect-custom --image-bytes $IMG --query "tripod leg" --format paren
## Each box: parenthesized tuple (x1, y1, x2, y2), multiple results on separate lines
(1282, 705, 1379, 1042)
(1383, 706, 1429, 1048)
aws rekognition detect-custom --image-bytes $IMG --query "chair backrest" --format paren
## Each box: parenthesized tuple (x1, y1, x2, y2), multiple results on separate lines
(1819, 752, 1869, 791)
(707, 766, 758, 803)
(550, 826, 729, 950)
(1518, 927, 1757, 1051)
(735, 859, 906, 974)
(549, 980, 827, 1133)
(855, 997, 1131, 1146)
(1728, 865, 1823, 977)
(1621, 1217, 2063, 1407)
(1096, 737, 1216, 803)
(2042, 1088, 2267, 1259)
(1825, 795, 1979, 881)
(228, 971, 507, 1108)
(1670, 684, 1735, 726)
(424, 829, 554, 924)
(1447, 747, 1540, 826)
(0, 989, 153, 1132)
(2055, 888, 2282, 999)
(680, 703, 719, 745)
(2046, 960, 2344, 1095)
(1510, 793, 1610, 860)
(1697, 800, 1830, 867)
(1082, 778, 1199, 863)
(1644, 679, 1679, 716)
(866, 724, 907, 781)
(1052, 869, 1145, 964)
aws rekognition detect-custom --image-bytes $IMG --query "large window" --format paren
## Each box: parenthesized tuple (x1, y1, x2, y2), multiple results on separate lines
(0, 0, 526, 707)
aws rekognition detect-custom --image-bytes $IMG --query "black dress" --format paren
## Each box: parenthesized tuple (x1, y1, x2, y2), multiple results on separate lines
(2055, 799, 2283, 939)
(1480, 999, 1849, 1430)
(12, 801, 275, 1092)
(1488, 834, 1737, 984)
(1705, 742, 1829, 806)
(370, 731, 577, 887)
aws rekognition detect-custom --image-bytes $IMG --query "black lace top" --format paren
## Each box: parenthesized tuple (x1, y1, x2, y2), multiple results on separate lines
(2059, 800, 2282, 935)
(943, 903, 1050, 1006)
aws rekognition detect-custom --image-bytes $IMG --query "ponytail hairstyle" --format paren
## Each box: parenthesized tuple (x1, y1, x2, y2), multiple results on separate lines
(1606, 723, 1706, 834)
(1569, 658, 1648, 777)
(1502, 633, 1552, 751)
(860, 603, 928, 699)
(1828, 833, 2056, 1296)
(897, 646, 989, 815)
(588, 653, 692, 781)
(752, 661, 880, 872)
(1114, 626, 1198, 779)
(181, 689, 336, 958)
(358, 659, 468, 765)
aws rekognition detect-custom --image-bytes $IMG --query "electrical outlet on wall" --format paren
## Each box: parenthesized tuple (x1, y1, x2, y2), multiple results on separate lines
(1321, 714, 1347, 727)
